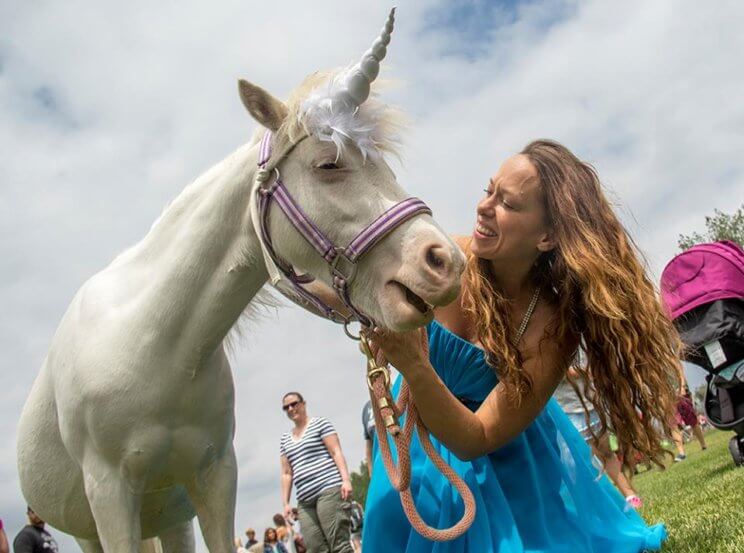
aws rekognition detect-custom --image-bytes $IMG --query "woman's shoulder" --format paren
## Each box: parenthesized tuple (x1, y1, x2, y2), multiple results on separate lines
(452, 234, 471, 255)
(521, 297, 578, 367)
(434, 295, 475, 344)
(310, 415, 333, 427)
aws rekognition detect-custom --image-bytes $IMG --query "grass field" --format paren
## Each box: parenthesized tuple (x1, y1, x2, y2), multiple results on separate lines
(634, 429, 743, 552)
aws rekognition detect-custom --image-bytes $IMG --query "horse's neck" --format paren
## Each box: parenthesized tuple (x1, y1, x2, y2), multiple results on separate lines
(119, 141, 269, 358)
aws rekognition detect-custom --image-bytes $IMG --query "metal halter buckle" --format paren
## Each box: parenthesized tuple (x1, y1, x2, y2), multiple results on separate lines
(257, 168, 281, 195)
(330, 248, 357, 283)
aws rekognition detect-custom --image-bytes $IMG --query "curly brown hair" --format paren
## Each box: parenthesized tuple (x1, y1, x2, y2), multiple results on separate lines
(462, 139, 681, 468)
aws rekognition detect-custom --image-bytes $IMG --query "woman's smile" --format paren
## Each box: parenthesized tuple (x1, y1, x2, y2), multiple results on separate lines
(474, 222, 498, 238)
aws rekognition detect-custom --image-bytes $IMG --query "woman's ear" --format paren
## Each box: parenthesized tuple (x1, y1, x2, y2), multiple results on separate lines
(536, 230, 556, 253)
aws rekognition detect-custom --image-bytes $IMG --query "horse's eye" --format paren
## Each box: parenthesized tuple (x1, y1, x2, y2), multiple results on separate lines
(318, 162, 339, 170)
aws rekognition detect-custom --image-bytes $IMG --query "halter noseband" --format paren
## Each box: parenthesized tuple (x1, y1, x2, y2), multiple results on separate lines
(254, 130, 432, 332)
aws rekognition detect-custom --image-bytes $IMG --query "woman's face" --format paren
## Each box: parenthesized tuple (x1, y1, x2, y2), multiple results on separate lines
(471, 154, 553, 265)
(266, 529, 277, 542)
(282, 394, 306, 423)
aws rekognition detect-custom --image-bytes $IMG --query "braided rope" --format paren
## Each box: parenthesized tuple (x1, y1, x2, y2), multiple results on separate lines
(366, 340, 476, 541)
(361, 288, 540, 540)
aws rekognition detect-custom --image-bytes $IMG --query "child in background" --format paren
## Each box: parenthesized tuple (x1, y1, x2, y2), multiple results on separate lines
(554, 363, 644, 509)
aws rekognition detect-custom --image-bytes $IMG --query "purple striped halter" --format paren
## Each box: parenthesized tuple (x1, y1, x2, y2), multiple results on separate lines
(255, 130, 432, 333)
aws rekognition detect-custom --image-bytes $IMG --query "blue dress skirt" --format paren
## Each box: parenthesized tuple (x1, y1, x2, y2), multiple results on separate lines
(362, 321, 666, 552)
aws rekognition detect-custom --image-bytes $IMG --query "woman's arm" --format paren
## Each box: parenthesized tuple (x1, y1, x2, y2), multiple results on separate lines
(365, 439, 373, 476)
(675, 361, 688, 396)
(322, 433, 353, 500)
(280, 455, 294, 518)
(370, 327, 567, 460)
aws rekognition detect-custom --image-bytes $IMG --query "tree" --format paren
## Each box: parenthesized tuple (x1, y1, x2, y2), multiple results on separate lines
(350, 460, 370, 507)
(678, 204, 744, 251)
(693, 383, 707, 410)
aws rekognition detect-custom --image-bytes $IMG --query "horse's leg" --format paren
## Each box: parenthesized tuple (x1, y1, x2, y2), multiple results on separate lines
(186, 448, 237, 553)
(158, 520, 195, 553)
(140, 538, 163, 553)
(75, 538, 104, 553)
(82, 457, 143, 553)
(139, 538, 163, 553)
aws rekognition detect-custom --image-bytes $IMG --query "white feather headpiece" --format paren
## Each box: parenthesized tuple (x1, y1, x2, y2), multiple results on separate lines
(299, 8, 396, 160)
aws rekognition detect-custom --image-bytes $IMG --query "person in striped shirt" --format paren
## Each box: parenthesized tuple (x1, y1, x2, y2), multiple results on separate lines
(279, 392, 354, 553)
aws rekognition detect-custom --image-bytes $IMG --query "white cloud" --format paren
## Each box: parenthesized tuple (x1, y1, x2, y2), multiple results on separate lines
(2, 0, 743, 551)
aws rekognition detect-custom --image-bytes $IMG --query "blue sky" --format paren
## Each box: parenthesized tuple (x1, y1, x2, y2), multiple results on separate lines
(1, 1, 743, 551)
(422, 0, 576, 59)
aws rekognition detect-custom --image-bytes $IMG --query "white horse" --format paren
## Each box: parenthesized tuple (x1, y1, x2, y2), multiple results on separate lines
(17, 10, 465, 553)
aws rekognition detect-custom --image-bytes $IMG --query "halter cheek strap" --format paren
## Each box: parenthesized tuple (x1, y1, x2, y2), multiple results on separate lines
(253, 131, 432, 329)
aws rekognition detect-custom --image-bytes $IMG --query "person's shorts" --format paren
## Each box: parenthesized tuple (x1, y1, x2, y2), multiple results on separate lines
(675, 395, 699, 427)
(567, 410, 602, 440)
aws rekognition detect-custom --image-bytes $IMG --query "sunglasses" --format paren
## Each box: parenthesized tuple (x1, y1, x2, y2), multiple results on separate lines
(282, 400, 303, 411)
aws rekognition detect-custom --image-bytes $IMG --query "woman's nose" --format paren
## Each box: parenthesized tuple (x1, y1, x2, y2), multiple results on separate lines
(477, 198, 494, 217)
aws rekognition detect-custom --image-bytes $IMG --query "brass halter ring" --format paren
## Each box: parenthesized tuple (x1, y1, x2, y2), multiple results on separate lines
(343, 319, 363, 341)
(360, 333, 391, 390)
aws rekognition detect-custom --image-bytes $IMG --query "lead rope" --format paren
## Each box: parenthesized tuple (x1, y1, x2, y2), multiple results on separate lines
(361, 334, 476, 541)
(361, 286, 540, 541)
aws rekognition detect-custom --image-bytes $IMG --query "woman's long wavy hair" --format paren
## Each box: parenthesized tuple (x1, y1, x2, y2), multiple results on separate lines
(462, 139, 681, 468)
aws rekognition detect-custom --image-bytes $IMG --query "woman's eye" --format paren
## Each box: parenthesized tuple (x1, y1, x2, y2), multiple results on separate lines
(318, 162, 339, 170)
(483, 188, 492, 196)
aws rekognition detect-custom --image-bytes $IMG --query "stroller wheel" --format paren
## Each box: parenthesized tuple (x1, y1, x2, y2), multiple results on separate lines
(729, 436, 744, 467)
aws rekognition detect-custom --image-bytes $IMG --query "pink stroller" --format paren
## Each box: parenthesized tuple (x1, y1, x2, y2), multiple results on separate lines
(661, 240, 744, 466)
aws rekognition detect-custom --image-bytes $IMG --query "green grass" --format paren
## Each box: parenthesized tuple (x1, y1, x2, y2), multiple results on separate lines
(634, 429, 744, 552)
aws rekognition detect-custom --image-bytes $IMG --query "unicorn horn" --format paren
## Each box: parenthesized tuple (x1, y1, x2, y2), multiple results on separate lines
(334, 7, 396, 110)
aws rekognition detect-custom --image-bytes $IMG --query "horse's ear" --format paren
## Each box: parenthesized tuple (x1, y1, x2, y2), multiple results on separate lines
(238, 79, 288, 132)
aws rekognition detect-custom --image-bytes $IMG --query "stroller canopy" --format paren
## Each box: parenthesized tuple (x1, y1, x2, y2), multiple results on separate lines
(660, 240, 744, 320)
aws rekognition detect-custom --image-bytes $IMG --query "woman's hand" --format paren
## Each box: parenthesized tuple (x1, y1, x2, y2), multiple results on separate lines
(366, 326, 430, 376)
(340, 478, 353, 501)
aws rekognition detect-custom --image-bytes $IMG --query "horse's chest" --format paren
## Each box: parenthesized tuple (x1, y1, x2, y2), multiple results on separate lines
(118, 398, 235, 487)
(59, 352, 235, 476)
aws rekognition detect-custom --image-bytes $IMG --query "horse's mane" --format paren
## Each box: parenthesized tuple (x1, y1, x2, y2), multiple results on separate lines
(224, 285, 282, 358)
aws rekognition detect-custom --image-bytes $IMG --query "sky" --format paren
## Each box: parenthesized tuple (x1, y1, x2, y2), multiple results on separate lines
(1, 0, 743, 550)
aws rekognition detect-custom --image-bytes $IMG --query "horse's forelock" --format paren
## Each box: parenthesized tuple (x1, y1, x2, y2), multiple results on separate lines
(276, 69, 406, 161)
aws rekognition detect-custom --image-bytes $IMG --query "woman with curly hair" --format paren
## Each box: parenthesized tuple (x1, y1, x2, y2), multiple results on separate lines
(362, 140, 680, 552)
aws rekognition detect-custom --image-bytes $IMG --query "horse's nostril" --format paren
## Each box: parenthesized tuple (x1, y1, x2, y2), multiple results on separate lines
(425, 245, 448, 273)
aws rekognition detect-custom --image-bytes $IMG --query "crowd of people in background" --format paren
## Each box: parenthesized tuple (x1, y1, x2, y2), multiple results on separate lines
(234, 500, 366, 553)
(555, 353, 711, 510)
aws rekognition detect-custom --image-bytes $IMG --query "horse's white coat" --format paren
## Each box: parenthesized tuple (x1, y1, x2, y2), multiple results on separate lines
(16, 75, 465, 552)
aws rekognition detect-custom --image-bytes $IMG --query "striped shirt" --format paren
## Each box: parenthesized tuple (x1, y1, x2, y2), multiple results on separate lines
(280, 417, 342, 502)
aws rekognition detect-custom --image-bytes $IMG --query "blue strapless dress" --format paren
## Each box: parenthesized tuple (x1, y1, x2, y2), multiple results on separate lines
(362, 321, 666, 552)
